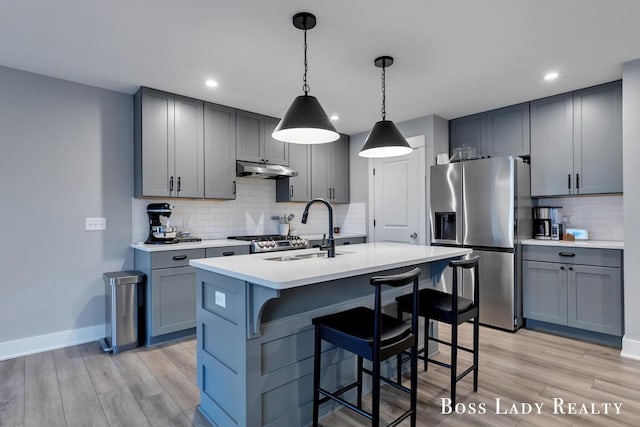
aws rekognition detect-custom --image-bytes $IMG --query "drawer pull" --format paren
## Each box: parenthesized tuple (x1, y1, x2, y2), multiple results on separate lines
(558, 252, 576, 257)
(560, 266, 565, 270)
(343, 241, 351, 245)
(222, 251, 235, 256)
(172, 255, 188, 261)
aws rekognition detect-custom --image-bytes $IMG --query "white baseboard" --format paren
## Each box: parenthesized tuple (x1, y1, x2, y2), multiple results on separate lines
(0, 324, 106, 361)
(621, 335, 640, 360)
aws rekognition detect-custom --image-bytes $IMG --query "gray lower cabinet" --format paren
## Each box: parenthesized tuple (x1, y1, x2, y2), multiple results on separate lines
(523, 245, 623, 338)
(236, 111, 288, 165)
(449, 103, 529, 158)
(204, 102, 237, 199)
(276, 143, 311, 202)
(530, 80, 622, 196)
(308, 236, 366, 248)
(311, 134, 350, 203)
(134, 87, 204, 198)
(134, 245, 249, 345)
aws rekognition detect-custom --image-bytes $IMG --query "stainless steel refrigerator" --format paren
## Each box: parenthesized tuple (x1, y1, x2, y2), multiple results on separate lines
(429, 156, 531, 331)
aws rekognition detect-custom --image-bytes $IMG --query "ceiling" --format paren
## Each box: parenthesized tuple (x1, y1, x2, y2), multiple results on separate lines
(2, 0, 640, 135)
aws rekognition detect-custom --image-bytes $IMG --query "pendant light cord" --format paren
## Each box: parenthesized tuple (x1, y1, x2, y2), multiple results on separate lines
(381, 62, 386, 120)
(303, 24, 310, 95)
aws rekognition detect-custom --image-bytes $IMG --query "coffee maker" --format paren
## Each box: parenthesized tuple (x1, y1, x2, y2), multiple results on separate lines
(533, 206, 562, 240)
(145, 203, 178, 244)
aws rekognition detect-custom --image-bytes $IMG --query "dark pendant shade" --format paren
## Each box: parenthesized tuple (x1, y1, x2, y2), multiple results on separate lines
(272, 95, 339, 144)
(358, 120, 412, 158)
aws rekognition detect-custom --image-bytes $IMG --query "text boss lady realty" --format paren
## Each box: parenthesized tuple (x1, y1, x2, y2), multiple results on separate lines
(441, 398, 623, 415)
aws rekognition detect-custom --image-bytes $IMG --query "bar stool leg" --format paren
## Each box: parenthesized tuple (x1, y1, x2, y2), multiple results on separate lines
(410, 337, 418, 426)
(450, 322, 458, 405)
(396, 305, 403, 386)
(473, 315, 480, 392)
(372, 352, 381, 426)
(424, 318, 429, 372)
(357, 356, 363, 408)
(313, 328, 321, 427)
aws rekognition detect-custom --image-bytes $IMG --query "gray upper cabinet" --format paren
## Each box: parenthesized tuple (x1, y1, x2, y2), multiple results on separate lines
(485, 103, 530, 157)
(449, 113, 486, 157)
(531, 81, 622, 196)
(572, 82, 623, 194)
(276, 143, 311, 202)
(311, 135, 350, 203)
(204, 102, 236, 199)
(530, 93, 574, 196)
(236, 111, 289, 165)
(263, 116, 289, 165)
(450, 103, 529, 158)
(135, 87, 204, 198)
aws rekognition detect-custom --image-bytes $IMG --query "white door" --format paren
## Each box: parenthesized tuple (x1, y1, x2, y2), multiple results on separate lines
(370, 135, 426, 245)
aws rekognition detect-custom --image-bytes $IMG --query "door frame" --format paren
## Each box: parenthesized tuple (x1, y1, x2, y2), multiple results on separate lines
(367, 135, 432, 244)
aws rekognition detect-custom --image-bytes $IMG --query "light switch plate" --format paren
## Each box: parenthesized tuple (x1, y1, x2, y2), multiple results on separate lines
(86, 217, 107, 231)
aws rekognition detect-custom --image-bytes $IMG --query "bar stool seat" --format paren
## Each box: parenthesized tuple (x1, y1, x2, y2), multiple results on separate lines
(397, 289, 474, 323)
(312, 268, 421, 427)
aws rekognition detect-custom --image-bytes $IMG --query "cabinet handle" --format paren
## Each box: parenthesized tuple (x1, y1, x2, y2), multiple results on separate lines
(576, 173, 580, 190)
(343, 241, 351, 245)
(172, 255, 188, 261)
(233, 180, 236, 195)
(567, 174, 571, 191)
(327, 188, 331, 198)
(290, 185, 294, 198)
(559, 252, 576, 257)
(569, 267, 573, 271)
(170, 176, 174, 192)
(332, 188, 335, 200)
(177, 176, 181, 192)
(560, 266, 565, 270)
(222, 251, 235, 256)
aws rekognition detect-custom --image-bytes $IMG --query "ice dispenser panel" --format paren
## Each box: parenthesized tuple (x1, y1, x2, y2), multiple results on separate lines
(435, 212, 457, 241)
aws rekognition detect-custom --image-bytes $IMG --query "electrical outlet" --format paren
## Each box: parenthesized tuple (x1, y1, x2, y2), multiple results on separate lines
(86, 217, 107, 231)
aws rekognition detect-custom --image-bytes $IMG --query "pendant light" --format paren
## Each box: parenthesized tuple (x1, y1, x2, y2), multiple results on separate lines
(272, 12, 339, 144)
(359, 56, 413, 158)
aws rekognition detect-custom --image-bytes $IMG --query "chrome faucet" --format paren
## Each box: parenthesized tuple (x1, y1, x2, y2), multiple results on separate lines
(301, 198, 335, 258)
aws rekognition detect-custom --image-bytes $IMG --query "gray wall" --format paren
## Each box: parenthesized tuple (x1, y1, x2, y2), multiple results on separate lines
(622, 59, 640, 359)
(0, 66, 133, 346)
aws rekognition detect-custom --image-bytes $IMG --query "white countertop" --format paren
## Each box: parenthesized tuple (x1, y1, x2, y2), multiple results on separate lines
(299, 233, 367, 240)
(189, 243, 471, 290)
(130, 239, 251, 252)
(521, 239, 624, 250)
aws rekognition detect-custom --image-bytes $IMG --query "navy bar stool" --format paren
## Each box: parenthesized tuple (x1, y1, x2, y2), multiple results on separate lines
(396, 256, 480, 405)
(312, 268, 421, 426)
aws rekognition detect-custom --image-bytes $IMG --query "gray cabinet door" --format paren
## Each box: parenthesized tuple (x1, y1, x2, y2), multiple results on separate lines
(236, 110, 263, 162)
(486, 103, 530, 157)
(311, 143, 330, 199)
(174, 96, 204, 198)
(449, 113, 486, 157)
(530, 93, 574, 196)
(523, 260, 568, 325)
(150, 266, 197, 337)
(573, 81, 623, 194)
(277, 143, 311, 202)
(567, 265, 622, 335)
(138, 88, 174, 197)
(330, 135, 350, 203)
(204, 102, 236, 199)
(263, 116, 289, 165)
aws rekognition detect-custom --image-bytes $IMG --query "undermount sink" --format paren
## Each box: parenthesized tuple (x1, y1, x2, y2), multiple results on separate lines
(265, 251, 352, 262)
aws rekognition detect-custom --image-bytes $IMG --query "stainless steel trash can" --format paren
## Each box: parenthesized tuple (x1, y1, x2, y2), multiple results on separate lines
(100, 270, 145, 353)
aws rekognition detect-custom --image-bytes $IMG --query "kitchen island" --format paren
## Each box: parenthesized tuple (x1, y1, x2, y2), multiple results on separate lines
(189, 243, 471, 427)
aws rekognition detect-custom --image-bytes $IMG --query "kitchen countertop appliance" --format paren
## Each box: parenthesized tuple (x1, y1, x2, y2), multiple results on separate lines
(228, 234, 309, 253)
(430, 156, 532, 331)
(533, 206, 562, 240)
(144, 203, 202, 244)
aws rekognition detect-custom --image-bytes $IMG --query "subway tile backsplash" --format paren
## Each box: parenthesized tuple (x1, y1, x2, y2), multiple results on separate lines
(535, 195, 624, 241)
(132, 178, 367, 243)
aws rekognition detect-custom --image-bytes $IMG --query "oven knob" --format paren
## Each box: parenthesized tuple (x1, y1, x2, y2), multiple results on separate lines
(257, 242, 265, 248)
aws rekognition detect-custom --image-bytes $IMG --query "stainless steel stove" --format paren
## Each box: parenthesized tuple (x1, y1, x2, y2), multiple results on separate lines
(228, 234, 309, 253)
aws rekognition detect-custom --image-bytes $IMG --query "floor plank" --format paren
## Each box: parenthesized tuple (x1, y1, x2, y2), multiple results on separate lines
(111, 351, 164, 400)
(0, 357, 25, 426)
(24, 368, 65, 427)
(58, 374, 108, 427)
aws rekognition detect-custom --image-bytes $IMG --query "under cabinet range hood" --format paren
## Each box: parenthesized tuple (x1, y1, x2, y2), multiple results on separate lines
(236, 161, 298, 179)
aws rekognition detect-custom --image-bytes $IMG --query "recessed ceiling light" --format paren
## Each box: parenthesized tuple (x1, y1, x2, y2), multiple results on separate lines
(205, 79, 218, 88)
(330, 114, 339, 121)
(544, 72, 559, 81)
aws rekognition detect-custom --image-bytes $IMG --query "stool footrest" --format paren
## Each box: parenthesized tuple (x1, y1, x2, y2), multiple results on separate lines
(361, 367, 412, 395)
(318, 386, 372, 420)
(456, 365, 476, 382)
(429, 336, 474, 354)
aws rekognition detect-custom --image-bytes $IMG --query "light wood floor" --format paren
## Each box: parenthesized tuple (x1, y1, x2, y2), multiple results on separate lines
(1, 326, 639, 427)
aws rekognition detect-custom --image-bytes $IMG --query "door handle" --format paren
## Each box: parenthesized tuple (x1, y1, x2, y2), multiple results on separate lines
(410, 232, 418, 239)
(290, 185, 294, 198)
(567, 174, 571, 192)
(170, 176, 174, 192)
(177, 176, 181, 192)
(232, 180, 236, 195)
